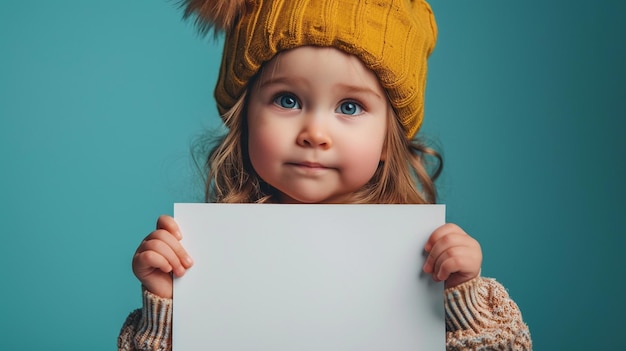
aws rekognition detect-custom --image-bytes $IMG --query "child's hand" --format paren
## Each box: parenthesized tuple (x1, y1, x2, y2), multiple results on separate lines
(423, 223, 482, 289)
(132, 215, 194, 298)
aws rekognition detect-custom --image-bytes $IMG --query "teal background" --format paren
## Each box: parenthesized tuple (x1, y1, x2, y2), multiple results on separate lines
(1, 0, 624, 349)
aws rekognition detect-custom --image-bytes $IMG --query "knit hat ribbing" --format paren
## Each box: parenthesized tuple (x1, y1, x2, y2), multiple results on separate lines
(186, 0, 437, 138)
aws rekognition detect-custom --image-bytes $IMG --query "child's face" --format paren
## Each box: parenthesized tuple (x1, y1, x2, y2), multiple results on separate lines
(247, 46, 389, 203)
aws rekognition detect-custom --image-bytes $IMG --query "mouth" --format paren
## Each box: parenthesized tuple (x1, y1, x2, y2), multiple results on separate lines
(293, 161, 327, 168)
(286, 161, 334, 171)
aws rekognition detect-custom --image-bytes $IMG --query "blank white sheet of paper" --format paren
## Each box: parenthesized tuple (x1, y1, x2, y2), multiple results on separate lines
(173, 203, 445, 350)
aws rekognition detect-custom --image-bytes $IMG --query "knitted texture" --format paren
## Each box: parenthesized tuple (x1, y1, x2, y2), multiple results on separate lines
(118, 289, 172, 351)
(444, 278, 532, 350)
(194, 0, 437, 138)
(118, 277, 531, 351)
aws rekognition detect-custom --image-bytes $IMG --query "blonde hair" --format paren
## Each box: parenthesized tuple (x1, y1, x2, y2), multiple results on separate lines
(198, 92, 442, 205)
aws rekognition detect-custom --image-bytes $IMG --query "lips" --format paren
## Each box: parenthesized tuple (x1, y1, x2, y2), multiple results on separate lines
(286, 161, 334, 171)
(295, 161, 327, 168)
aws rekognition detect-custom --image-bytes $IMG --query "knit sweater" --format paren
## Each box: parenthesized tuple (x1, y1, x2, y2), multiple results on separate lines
(118, 277, 531, 350)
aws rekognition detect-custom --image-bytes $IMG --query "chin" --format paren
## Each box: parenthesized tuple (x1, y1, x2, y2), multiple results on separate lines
(279, 191, 350, 204)
(279, 194, 323, 204)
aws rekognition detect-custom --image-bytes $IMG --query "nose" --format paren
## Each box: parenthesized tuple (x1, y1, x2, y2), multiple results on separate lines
(296, 115, 332, 149)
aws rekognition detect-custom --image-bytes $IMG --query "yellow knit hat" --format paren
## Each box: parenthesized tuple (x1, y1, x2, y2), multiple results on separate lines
(183, 0, 437, 138)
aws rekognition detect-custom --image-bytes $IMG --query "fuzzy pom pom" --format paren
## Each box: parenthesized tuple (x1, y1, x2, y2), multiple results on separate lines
(181, 0, 251, 35)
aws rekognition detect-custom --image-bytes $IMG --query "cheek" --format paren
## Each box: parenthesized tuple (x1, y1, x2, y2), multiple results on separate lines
(339, 137, 385, 184)
(247, 122, 283, 176)
(248, 130, 269, 171)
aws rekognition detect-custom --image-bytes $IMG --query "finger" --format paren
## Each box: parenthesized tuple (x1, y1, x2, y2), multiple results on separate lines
(156, 215, 182, 240)
(136, 239, 185, 275)
(423, 231, 467, 272)
(424, 223, 464, 252)
(142, 229, 194, 268)
(432, 246, 468, 281)
(133, 249, 173, 277)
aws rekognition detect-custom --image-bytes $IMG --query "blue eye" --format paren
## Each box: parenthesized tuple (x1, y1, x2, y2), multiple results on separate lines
(336, 101, 363, 115)
(274, 94, 300, 109)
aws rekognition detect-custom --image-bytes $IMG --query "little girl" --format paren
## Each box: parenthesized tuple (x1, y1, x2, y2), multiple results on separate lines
(119, 0, 531, 350)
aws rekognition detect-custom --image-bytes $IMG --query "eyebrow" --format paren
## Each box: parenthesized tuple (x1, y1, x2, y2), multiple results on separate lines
(334, 83, 384, 101)
(258, 76, 384, 101)
(257, 75, 301, 89)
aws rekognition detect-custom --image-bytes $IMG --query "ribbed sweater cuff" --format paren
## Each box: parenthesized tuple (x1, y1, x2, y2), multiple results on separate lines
(444, 276, 494, 333)
(134, 289, 173, 351)
(443, 277, 532, 349)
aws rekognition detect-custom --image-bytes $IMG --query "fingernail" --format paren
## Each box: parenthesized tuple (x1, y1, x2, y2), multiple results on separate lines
(185, 256, 194, 266)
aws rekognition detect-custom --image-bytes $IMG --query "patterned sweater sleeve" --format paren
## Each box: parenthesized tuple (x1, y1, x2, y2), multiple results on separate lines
(118, 289, 173, 351)
(444, 276, 532, 350)
(118, 277, 531, 351)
